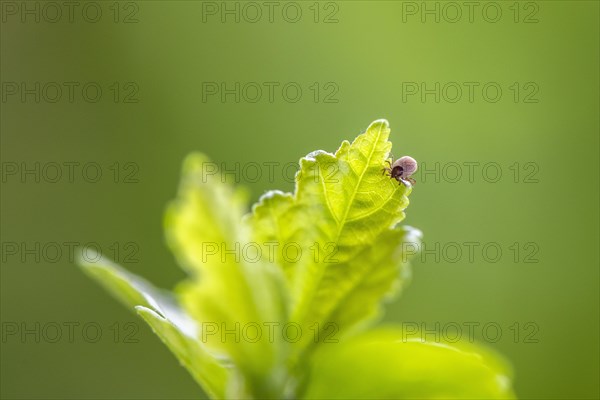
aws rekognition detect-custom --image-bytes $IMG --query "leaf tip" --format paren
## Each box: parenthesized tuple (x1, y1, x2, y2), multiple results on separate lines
(367, 118, 390, 132)
(135, 305, 163, 319)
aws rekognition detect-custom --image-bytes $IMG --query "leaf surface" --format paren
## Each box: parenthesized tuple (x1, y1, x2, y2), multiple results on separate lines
(165, 153, 289, 397)
(247, 120, 419, 353)
(302, 328, 516, 399)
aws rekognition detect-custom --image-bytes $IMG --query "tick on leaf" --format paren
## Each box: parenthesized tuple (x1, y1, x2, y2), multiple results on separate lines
(383, 155, 418, 186)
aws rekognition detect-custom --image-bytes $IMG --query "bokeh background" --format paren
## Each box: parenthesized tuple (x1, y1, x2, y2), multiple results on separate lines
(1, 1, 598, 399)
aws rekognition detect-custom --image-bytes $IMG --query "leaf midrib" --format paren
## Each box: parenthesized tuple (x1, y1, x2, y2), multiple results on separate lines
(293, 124, 385, 328)
(334, 124, 385, 243)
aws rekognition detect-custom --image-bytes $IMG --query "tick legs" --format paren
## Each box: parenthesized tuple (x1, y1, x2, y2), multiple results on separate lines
(382, 158, 393, 176)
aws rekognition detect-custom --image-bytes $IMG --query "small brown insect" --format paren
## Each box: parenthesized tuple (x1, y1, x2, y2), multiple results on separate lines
(382, 155, 418, 186)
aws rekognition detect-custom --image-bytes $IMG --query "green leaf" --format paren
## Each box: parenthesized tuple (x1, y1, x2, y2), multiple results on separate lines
(246, 120, 419, 352)
(296, 120, 409, 248)
(165, 153, 290, 397)
(78, 254, 228, 399)
(302, 328, 516, 399)
(78, 119, 516, 400)
(245, 190, 297, 285)
(136, 307, 229, 399)
(311, 226, 421, 341)
(164, 153, 249, 275)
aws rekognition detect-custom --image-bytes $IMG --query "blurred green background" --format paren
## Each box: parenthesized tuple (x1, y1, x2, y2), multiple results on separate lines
(1, 1, 598, 399)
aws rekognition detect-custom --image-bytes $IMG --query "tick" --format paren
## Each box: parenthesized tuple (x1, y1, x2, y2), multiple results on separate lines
(383, 155, 418, 186)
